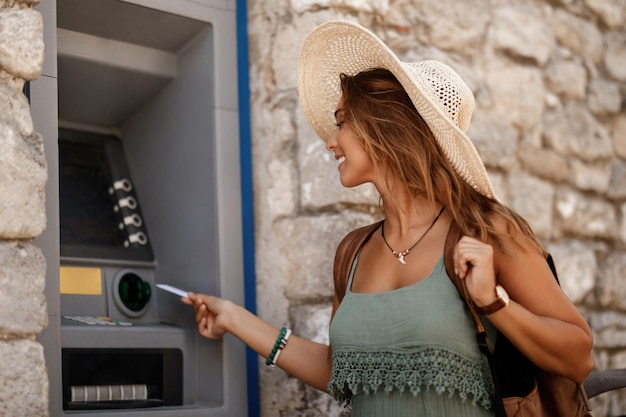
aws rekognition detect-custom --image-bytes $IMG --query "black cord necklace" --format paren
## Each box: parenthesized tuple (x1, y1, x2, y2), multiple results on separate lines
(381, 206, 445, 265)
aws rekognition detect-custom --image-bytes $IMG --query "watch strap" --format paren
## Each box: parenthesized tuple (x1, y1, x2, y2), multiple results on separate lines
(476, 286, 508, 315)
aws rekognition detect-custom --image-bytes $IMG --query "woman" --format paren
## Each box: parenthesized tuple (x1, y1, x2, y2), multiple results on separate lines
(183, 20, 593, 416)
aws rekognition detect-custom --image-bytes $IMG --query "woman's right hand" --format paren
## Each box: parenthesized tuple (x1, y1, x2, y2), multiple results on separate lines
(184, 292, 333, 392)
(181, 293, 236, 340)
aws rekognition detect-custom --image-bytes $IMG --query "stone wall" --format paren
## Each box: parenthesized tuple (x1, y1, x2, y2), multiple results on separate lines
(0, 0, 48, 416)
(247, 0, 626, 415)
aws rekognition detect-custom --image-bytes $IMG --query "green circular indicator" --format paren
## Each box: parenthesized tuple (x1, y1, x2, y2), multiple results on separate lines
(117, 273, 151, 312)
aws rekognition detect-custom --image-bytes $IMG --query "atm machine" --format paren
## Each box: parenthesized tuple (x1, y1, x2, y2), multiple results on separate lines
(31, 0, 249, 416)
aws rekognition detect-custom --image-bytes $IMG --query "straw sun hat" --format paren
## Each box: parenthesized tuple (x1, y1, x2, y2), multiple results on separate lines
(297, 20, 497, 200)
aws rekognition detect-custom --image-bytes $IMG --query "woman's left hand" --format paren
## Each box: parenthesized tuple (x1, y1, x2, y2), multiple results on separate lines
(452, 224, 593, 382)
(453, 235, 499, 308)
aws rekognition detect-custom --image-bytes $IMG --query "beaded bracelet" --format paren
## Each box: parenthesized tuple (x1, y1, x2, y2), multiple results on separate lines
(266, 327, 291, 367)
(271, 328, 291, 367)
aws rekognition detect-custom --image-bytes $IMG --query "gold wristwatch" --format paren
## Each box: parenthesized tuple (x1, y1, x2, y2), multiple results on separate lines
(476, 284, 510, 315)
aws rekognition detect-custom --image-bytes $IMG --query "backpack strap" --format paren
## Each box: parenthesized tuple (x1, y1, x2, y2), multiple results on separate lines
(442, 221, 486, 334)
(333, 221, 383, 303)
(443, 221, 507, 416)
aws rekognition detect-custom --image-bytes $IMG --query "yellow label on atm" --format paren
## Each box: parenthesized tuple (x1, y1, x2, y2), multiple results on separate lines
(60, 267, 102, 295)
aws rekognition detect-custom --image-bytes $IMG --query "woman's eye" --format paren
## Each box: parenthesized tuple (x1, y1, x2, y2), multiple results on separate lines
(335, 121, 344, 128)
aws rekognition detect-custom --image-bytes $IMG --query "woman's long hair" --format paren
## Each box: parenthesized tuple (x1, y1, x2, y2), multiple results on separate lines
(339, 68, 545, 255)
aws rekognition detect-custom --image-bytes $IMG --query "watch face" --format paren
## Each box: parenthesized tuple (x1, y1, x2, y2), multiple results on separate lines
(496, 285, 509, 302)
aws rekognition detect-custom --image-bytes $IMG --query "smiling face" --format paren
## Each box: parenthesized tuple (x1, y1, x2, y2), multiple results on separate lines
(330, 69, 457, 202)
(326, 104, 376, 188)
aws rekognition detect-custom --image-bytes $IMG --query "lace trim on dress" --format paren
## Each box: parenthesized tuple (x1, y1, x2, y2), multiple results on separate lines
(328, 344, 494, 409)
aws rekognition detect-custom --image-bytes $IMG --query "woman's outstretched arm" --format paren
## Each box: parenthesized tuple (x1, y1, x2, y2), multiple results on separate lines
(182, 293, 333, 392)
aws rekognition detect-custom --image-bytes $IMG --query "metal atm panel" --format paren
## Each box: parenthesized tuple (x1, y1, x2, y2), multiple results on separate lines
(55, 124, 214, 410)
(32, 0, 248, 416)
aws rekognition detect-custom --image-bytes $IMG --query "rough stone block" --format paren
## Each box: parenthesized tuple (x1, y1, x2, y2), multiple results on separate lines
(605, 32, 626, 82)
(291, 304, 332, 344)
(289, 0, 389, 14)
(597, 252, 626, 311)
(271, 24, 303, 92)
(587, 78, 622, 116)
(0, 339, 48, 417)
(275, 213, 377, 301)
(267, 158, 297, 217)
(518, 147, 570, 183)
(614, 115, 626, 159)
(507, 171, 554, 239)
(0, 81, 35, 137)
(0, 241, 47, 335)
(621, 203, 626, 244)
(410, 0, 488, 53)
(0, 8, 44, 80)
(0, 1, 41, 7)
(570, 159, 612, 193)
(468, 111, 518, 171)
(543, 103, 613, 162)
(555, 188, 616, 239)
(301, 384, 350, 417)
(608, 158, 626, 200)
(544, 58, 587, 100)
(490, 4, 554, 66)
(551, 9, 603, 63)
(0, 126, 47, 239)
(585, 0, 625, 28)
(485, 59, 544, 133)
(589, 311, 626, 343)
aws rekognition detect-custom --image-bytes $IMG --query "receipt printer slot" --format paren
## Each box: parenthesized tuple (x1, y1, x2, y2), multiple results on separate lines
(62, 348, 182, 410)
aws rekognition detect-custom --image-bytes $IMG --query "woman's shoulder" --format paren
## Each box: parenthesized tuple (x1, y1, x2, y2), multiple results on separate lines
(486, 211, 545, 261)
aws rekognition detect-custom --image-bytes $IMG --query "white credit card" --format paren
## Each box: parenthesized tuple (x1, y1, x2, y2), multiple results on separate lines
(156, 284, 190, 298)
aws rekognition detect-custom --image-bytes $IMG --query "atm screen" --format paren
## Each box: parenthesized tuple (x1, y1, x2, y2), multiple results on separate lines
(59, 129, 154, 262)
(60, 141, 127, 247)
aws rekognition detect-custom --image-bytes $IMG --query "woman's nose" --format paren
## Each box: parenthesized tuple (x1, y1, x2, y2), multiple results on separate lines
(326, 132, 337, 151)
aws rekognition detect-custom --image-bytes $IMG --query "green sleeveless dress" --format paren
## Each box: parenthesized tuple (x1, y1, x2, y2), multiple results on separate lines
(329, 254, 496, 417)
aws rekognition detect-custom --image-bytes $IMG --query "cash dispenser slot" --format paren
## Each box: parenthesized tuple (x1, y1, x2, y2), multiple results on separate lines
(62, 348, 183, 410)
